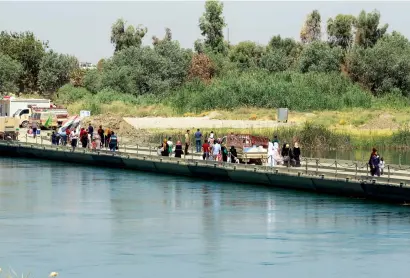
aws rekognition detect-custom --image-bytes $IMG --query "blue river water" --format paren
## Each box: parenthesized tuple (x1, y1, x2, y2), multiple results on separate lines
(1, 157, 410, 278)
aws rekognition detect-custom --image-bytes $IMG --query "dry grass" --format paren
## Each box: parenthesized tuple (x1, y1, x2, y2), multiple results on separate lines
(67, 101, 176, 117)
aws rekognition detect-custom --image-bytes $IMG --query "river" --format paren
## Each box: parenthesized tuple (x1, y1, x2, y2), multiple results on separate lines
(0, 157, 410, 278)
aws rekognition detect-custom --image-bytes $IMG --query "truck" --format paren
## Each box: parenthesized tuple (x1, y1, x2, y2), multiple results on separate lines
(28, 108, 69, 130)
(14, 105, 62, 128)
(222, 134, 269, 165)
(0, 117, 20, 140)
(0, 97, 51, 118)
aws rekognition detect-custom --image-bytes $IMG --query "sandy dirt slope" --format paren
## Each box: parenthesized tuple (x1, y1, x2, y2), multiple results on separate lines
(123, 117, 294, 130)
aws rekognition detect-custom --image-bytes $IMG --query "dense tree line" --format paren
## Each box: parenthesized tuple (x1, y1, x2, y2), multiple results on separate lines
(0, 31, 79, 95)
(1, 0, 410, 106)
(82, 3, 410, 99)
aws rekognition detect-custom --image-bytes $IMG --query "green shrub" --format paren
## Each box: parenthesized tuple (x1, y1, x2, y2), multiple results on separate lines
(169, 70, 372, 112)
(83, 69, 102, 93)
(56, 84, 92, 104)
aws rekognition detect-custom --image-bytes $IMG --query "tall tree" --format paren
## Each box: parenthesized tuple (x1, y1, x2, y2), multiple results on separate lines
(229, 41, 264, 70)
(299, 41, 343, 73)
(0, 31, 47, 92)
(199, 0, 226, 54)
(268, 35, 303, 66)
(110, 19, 147, 53)
(38, 51, 79, 94)
(300, 10, 322, 43)
(102, 45, 191, 95)
(260, 49, 290, 73)
(152, 28, 172, 46)
(354, 10, 388, 48)
(327, 14, 356, 49)
(194, 39, 205, 54)
(0, 53, 22, 94)
(346, 32, 410, 96)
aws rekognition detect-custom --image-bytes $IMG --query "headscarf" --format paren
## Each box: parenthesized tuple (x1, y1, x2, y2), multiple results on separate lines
(176, 140, 181, 145)
(163, 138, 167, 143)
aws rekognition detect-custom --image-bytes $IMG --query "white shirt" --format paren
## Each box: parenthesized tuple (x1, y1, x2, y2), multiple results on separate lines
(167, 140, 173, 150)
(268, 142, 274, 155)
(212, 143, 221, 155)
(70, 130, 78, 140)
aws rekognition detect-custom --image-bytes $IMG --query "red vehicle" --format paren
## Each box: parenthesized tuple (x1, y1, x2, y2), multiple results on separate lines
(222, 134, 269, 165)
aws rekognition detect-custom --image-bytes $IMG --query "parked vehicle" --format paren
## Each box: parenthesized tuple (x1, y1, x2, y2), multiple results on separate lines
(222, 134, 269, 165)
(0, 117, 19, 140)
(28, 109, 69, 130)
(0, 97, 50, 117)
(15, 106, 65, 128)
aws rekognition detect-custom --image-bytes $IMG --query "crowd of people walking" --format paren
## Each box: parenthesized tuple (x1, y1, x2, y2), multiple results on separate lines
(158, 129, 235, 162)
(49, 123, 386, 175)
(157, 130, 302, 167)
(50, 124, 119, 152)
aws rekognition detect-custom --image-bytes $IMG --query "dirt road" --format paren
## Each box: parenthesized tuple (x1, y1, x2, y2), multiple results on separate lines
(123, 117, 294, 130)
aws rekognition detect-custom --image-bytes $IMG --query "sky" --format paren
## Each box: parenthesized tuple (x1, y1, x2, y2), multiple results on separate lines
(0, 1, 409, 63)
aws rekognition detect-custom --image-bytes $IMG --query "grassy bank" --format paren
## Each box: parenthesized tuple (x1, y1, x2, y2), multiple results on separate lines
(143, 123, 410, 150)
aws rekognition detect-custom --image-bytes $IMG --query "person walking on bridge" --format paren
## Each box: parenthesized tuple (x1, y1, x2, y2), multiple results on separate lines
(69, 128, 78, 151)
(194, 129, 202, 153)
(369, 148, 380, 177)
(184, 130, 191, 156)
(109, 131, 118, 152)
(88, 123, 94, 140)
(98, 125, 104, 148)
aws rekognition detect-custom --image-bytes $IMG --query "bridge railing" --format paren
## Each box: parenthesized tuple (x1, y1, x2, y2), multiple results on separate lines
(3, 136, 410, 187)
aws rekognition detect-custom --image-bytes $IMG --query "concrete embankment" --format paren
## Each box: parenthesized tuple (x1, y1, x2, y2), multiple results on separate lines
(1, 141, 410, 204)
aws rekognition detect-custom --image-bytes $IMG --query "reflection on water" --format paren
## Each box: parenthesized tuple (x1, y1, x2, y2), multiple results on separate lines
(0, 158, 410, 278)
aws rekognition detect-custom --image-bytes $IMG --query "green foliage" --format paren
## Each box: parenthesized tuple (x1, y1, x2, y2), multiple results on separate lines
(260, 49, 291, 72)
(199, 0, 226, 54)
(327, 14, 356, 49)
(372, 90, 410, 109)
(355, 10, 388, 48)
(111, 18, 147, 53)
(299, 41, 343, 73)
(170, 70, 372, 112)
(298, 122, 350, 149)
(93, 87, 140, 104)
(0, 53, 22, 93)
(194, 39, 205, 54)
(56, 84, 92, 104)
(83, 69, 102, 93)
(152, 28, 172, 46)
(0, 31, 47, 92)
(38, 51, 78, 94)
(346, 32, 410, 96)
(229, 41, 264, 70)
(101, 42, 190, 95)
(267, 35, 302, 66)
(300, 10, 322, 43)
(6, 6, 410, 113)
(206, 51, 237, 77)
(390, 126, 410, 148)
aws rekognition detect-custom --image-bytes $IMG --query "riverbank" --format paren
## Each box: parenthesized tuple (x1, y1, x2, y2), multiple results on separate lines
(19, 93, 410, 149)
(77, 114, 410, 150)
